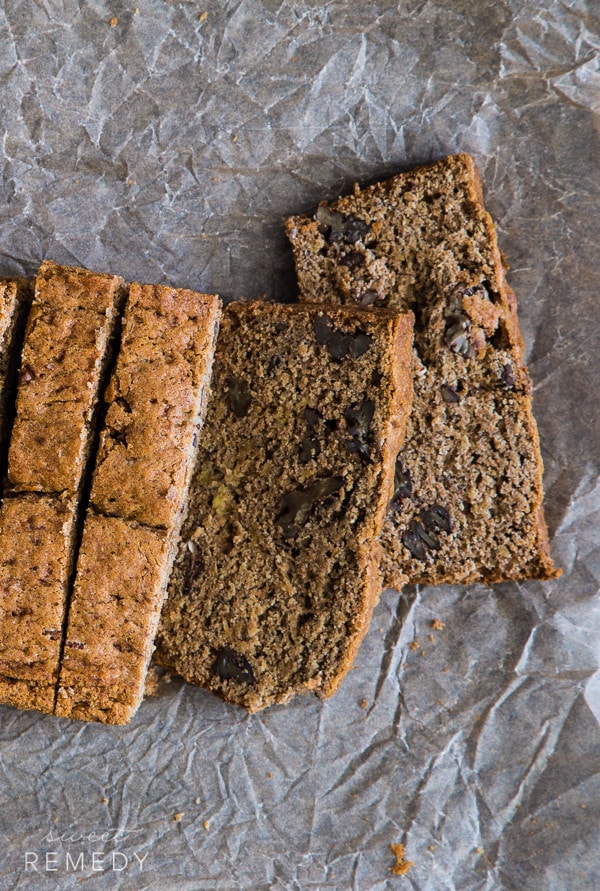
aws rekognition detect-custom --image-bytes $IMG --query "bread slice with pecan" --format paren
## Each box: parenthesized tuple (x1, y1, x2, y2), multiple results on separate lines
(286, 154, 559, 586)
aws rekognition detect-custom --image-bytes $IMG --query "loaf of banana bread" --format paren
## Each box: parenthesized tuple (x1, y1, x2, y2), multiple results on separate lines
(286, 154, 559, 586)
(155, 300, 413, 711)
(55, 284, 221, 723)
(0, 261, 124, 713)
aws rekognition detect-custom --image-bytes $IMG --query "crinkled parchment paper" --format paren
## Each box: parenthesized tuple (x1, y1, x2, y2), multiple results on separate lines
(0, 2, 598, 889)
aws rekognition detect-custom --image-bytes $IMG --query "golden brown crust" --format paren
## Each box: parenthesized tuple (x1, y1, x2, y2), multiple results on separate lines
(0, 263, 124, 716)
(7, 260, 123, 495)
(90, 284, 221, 527)
(0, 676, 55, 713)
(55, 514, 172, 724)
(0, 279, 31, 451)
(0, 494, 76, 712)
(55, 287, 221, 723)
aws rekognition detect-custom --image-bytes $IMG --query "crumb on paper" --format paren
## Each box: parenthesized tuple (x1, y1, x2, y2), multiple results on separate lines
(173, 812, 184, 823)
(101, 797, 109, 805)
(409, 640, 419, 651)
(203, 820, 210, 830)
(390, 842, 414, 876)
(428, 844, 435, 852)
(431, 618, 445, 631)
(195, 797, 201, 805)
(199, 10, 207, 20)
(231, 133, 238, 143)
(476, 846, 484, 854)
(428, 633, 435, 642)
(360, 698, 368, 709)
(267, 771, 274, 779)
(420, 649, 426, 657)
(109, 16, 118, 27)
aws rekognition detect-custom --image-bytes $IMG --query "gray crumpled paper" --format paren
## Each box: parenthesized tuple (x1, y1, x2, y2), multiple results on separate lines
(0, 1, 598, 889)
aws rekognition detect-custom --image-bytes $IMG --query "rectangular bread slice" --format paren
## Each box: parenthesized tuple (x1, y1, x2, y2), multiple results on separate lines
(0, 494, 76, 713)
(89, 283, 221, 528)
(55, 285, 221, 723)
(155, 300, 414, 711)
(0, 279, 32, 473)
(285, 153, 560, 587)
(0, 262, 124, 713)
(54, 515, 172, 724)
(7, 260, 124, 495)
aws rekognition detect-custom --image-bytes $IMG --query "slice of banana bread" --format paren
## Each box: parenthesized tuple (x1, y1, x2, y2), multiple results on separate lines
(54, 514, 172, 724)
(0, 279, 31, 475)
(89, 283, 221, 528)
(0, 262, 124, 714)
(0, 494, 76, 713)
(55, 285, 221, 724)
(7, 260, 124, 495)
(285, 154, 559, 587)
(155, 300, 413, 711)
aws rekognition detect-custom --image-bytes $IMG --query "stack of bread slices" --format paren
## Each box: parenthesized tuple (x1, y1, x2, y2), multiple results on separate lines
(0, 154, 559, 724)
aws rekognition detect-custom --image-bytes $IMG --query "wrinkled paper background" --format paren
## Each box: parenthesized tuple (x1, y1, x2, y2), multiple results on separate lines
(0, 1, 598, 889)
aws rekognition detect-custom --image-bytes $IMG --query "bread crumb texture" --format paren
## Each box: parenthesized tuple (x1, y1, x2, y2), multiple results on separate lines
(286, 153, 559, 586)
(156, 301, 413, 711)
